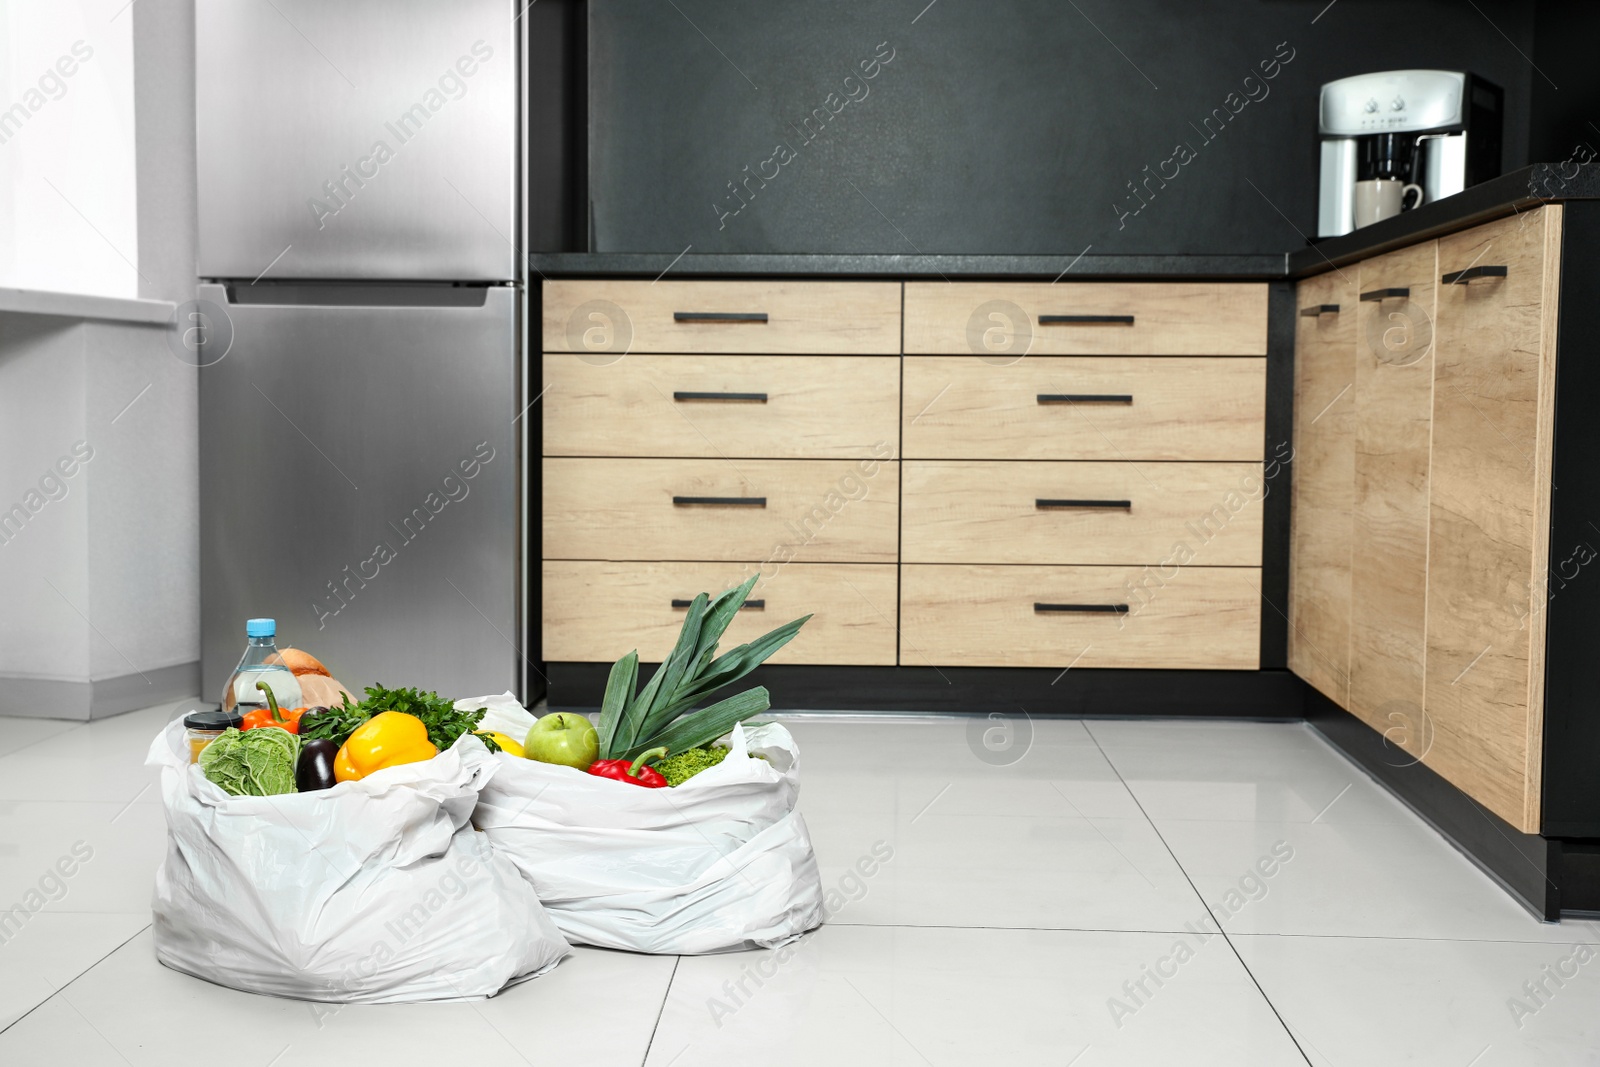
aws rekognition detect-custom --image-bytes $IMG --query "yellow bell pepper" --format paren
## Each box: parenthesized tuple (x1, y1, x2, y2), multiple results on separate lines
(478, 731, 525, 758)
(334, 711, 438, 782)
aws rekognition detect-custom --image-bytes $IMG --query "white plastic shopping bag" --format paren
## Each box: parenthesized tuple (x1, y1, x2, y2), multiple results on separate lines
(455, 690, 536, 743)
(473, 707, 825, 955)
(147, 719, 570, 1003)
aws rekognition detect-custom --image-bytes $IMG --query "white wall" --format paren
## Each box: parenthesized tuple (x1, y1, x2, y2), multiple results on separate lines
(0, 0, 197, 718)
(84, 317, 199, 683)
(0, 0, 139, 298)
(0, 317, 91, 683)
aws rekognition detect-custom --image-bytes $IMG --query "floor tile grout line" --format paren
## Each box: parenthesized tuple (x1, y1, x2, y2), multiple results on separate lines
(639, 955, 681, 1066)
(1082, 721, 1316, 1067)
(818, 919, 1600, 946)
(820, 921, 1232, 934)
(12, 909, 163, 917)
(0, 921, 151, 1038)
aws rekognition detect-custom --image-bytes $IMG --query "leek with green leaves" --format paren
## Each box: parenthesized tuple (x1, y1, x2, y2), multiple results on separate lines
(596, 574, 809, 761)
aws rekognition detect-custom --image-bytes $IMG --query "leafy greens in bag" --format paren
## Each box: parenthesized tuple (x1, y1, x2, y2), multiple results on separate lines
(596, 574, 810, 763)
(301, 685, 498, 752)
(198, 726, 300, 796)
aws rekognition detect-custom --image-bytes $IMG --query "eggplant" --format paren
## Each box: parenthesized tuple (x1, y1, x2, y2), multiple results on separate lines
(296, 738, 340, 792)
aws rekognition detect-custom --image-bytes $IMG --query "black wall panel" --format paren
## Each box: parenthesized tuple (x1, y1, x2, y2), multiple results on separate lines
(582, 0, 1537, 255)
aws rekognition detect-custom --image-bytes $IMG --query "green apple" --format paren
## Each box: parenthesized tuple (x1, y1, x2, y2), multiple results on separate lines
(523, 712, 599, 769)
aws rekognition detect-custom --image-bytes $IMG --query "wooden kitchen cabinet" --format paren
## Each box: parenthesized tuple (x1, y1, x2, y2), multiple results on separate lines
(540, 279, 904, 664)
(1289, 206, 1565, 834)
(1287, 269, 1357, 706)
(544, 277, 1270, 673)
(1347, 241, 1438, 749)
(1423, 207, 1563, 831)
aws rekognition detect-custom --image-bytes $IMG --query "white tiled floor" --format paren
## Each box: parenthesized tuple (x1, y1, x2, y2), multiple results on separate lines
(3, 706, 1597, 1065)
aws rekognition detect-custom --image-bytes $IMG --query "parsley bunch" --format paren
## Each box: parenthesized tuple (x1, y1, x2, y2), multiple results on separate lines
(300, 685, 498, 753)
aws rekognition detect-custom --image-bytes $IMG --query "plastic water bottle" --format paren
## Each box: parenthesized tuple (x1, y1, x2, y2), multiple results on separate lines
(221, 618, 303, 713)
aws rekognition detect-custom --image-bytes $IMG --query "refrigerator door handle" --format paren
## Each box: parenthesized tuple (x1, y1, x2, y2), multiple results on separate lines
(220, 283, 500, 309)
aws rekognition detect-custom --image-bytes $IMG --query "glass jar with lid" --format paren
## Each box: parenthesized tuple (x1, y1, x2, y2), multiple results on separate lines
(184, 708, 243, 763)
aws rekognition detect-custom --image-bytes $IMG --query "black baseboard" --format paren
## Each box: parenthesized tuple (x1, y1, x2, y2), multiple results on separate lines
(1560, 845, 1600, 913)
(547, 663, 1306, 717)
(1303, 684, 1561, 920)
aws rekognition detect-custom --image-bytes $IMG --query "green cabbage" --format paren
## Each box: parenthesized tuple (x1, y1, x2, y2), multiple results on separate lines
(198, 726, 300, 796)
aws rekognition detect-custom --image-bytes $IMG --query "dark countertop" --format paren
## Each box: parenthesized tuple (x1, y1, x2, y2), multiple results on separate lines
(1286, 161, 1600, 277)
(529, 163, 1600, 284)
(527, 252, 1287, 282)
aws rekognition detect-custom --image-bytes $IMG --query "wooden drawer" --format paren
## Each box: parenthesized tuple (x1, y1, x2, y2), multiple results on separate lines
(543, 456, 899, 563)
(900, 564, 1261, 669)
(903, 356, 1266, 460)
(542, 560, 897, 665)
(902, 461, 1264, 565)
(542, 354, 900, 459)
(542, 280, 902, 355)
(904, 282, 1268, 356)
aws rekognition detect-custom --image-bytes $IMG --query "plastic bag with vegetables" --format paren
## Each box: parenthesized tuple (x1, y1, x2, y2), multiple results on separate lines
(198, 727, 300, 796)
(145, 717, 571, 1003)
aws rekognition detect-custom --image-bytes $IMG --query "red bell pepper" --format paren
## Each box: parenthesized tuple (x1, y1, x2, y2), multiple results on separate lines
(240, 681, 304, 735)
(587, 747, 669, 788)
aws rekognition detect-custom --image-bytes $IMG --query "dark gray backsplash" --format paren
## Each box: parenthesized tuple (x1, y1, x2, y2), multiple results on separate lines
(579, 0, 1543, 255)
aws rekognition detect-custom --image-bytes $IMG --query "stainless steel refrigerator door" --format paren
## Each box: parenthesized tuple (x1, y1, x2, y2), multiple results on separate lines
(199, 283, 521, 703)
(196, 0, 517, 281)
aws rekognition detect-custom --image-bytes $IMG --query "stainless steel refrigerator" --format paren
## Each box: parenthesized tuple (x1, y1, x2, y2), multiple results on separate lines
(195, 0, 528, 703)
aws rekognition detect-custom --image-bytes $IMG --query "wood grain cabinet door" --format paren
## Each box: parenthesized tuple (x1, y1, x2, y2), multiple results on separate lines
(1423, 206, 1562, 833)
(1287, 270, 1358, 705)
(1348, 242, 1438, 752)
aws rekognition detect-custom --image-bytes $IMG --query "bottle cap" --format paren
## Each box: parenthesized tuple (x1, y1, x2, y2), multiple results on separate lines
(246, 618, 276, 638)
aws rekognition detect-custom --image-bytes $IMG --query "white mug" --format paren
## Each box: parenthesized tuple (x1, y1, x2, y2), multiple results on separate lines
(1353, 178, 1423, 228)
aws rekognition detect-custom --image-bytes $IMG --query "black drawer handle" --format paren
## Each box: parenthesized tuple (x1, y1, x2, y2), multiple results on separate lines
(672, 496, 767, 507)
(1036, 498, 1132, 509)
(673, 391, 768, 402)
(674, 598, 764, 610)
(1359, 287, 1410, 302)
(1442, 265, 1508, 285)
(1035, 603, 1130, 614)
(1038, 314, 1135, 326)
(673, 311, 769, 323)
(1037, 393, 1133, 404)
(1299, 304, 1340, 317)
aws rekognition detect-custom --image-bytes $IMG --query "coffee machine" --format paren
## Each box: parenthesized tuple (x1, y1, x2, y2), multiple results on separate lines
(1317, 70, 1502, 237)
